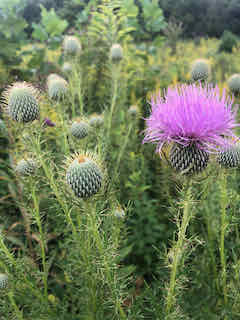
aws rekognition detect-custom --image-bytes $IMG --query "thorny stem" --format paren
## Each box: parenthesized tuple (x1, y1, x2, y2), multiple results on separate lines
(166, 180, 193, 314)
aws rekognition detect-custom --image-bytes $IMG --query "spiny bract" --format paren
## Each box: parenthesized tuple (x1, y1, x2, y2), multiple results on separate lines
(66, 154, 103, 198)
(16, 159, 37, 176)
(227, 74, 240, 95)
(3, 82, 40, 123)
(217, 143, 240, 168)
(170, 143, 209, 175)
(110, 44, 123, 63)
(0, 274, 8, 289)
(190, 59, 211, 81)
(63, 36, 81, 56)
(71, 120, 89, 139)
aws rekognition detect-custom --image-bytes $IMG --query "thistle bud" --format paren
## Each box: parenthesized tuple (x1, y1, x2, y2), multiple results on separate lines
(66, 153, 103, 198)
(2, 82, 40, 123)
(113, 208, 125, 219)
(47, 76, 68, 100)
(62, 62, 73, 75)
(89, 113, 104, 127)
(110, 44, 123, 63)
(63, 36, 81, 56)
(190, 59, 211, 81)
(0, 274, 8, 289)
(217, 143, 240, 168)
(71, 120, 89, 139)
(15, 159, 37, 176)
(127, 105, 139, 117)
(227, 74, 240, 95)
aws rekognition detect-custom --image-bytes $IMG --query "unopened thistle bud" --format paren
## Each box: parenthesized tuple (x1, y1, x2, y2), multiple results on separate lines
(217, 143, 240, 168)
(66, 153, 103, 198)
(89, 113, 104, 127)
(113, 208, 125, 219)
(62, 62, 73, 74)
(2, 82, 40, 123)
(15, 158, 37, 176)
(63, 36, 81, 56)
(190, 59, 211, 81)
(71, 119, 89, 139)
(47, 76, 68, 100)
(227, 74, 240, 95)
(0, 274, 8, 289)
(110, 44, 123, 63)
(128, 105, 139, 117)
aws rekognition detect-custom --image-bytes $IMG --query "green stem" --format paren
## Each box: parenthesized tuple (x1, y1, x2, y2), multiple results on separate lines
(107, 65, 119, 141)
(31, 180, 48, 301)
(166, 180, 192, 314)
(219, 171, 228, 305)
(8, 291, 24, 320)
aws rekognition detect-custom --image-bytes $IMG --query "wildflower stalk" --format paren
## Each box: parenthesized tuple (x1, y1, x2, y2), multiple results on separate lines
(113, 121, 133, 180)
(8, 291, 24, 320)
(166, 179, 193, 314)
(30, 130, 77, 237)
(31, 179, 48, 302)
(219, 170, 228, 305)
(107, 64, 120, 141)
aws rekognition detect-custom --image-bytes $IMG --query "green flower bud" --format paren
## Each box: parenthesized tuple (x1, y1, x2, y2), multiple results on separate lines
(71, 120, 89, 139)
(0, 274, 8, 289)
(110, 44, 123, 63)
(190, 59, 211, 81)
(63, 36, 81, 56)
(227, 74, 240, 95)
(47, 76, 68, 100)
(89, 113, 104, 127)
(16, 159, 37, 176)
(3, 82, 40, 123)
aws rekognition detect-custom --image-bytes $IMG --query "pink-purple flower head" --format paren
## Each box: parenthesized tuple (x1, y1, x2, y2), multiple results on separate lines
(143, 84, 239, 155)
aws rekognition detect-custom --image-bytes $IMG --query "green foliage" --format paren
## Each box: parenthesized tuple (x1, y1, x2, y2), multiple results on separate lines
(219, 30, 238, 53)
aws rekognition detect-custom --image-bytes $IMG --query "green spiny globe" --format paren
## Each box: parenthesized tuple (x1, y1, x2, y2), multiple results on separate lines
(110, 44, 123, 63)
(16, 159, 36, 176)
(0, 274, 8, 289)
(89, 114, 104, 127)
(66, 156, 103, 198)
(227, 74, 240, 95)
(62, 62, 73, 74)
(128, 105, 139, 117)
(63, 36, 81, 56)
(47, 76, 68, 100)
(190, 59, 211, 82)
(71, 121, 89, 139)
(170, 143, 209, 175)
(3, 82, 40, 123)
(217, 144, 240, 168)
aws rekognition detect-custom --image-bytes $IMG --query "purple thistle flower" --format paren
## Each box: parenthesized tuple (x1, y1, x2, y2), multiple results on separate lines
(43, 118, 56, 127)
(143, 84, 239, 154)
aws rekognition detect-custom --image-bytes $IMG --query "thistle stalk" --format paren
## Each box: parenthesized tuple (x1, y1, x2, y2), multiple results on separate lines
(166, 180, 193, 314)
(219, 170, 228, 305)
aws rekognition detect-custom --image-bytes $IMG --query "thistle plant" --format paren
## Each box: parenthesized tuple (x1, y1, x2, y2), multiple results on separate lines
(65, 152, 103, 199)
(70, 119, 90, 139)
(190, 59, 211, 82)
(2, 82, 40, 123)
(227, 74, 240, 95)
(143, 83, 239, 314)
(89, 113, 104, 127)
(63, 35, 81, 56)
(61, 62, 73, 74)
